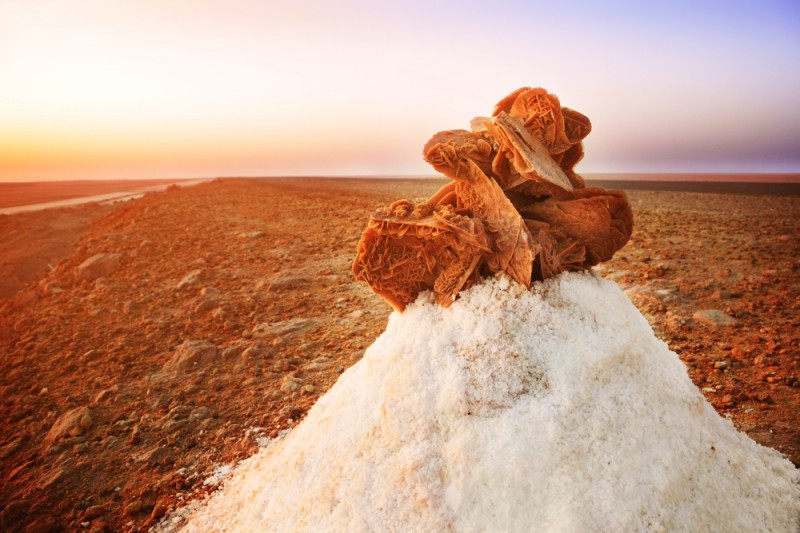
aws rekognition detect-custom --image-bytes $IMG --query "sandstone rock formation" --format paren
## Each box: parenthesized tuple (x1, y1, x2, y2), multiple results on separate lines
(353, 87, 634, 310)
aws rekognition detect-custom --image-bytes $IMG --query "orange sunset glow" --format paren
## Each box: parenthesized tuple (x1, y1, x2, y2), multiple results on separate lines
(1, 0, 799, 181)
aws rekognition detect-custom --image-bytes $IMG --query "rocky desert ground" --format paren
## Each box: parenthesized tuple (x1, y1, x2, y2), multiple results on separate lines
(0, 178, 798, 532)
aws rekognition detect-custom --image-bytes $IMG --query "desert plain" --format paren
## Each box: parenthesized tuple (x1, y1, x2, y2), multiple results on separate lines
(0, 177, 798, 531)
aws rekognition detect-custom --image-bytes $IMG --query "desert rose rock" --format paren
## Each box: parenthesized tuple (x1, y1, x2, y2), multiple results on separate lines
(353, 87, 633, 311)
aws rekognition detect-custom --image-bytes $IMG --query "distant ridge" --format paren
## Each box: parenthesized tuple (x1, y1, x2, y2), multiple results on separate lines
(584, 179, 800, 196)
(584, 173, 800, 183)
(267, 174, 800, 195)
(246, 175, 800, 196)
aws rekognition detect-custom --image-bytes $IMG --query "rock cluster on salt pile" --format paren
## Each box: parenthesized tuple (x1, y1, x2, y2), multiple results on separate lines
(174, 273, 800, 532)
(353, 87, 633, 311)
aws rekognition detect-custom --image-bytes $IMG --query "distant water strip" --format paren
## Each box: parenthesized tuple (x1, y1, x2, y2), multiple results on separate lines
(0, 179, 211, 215)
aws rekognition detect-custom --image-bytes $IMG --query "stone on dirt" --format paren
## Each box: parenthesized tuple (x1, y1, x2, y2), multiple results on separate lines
(238, 231, 265, 239)
(76, 253, 122, 281)
(280, 375, 303, 393)
(692, 309, 737, 327)
(83, 504, 109, 520)
(38, 466, 77, 490)
(162, 340, 218, 373)
(0, 438, 23, 460)
(135, 445, 175, 466)
(45, 406, 93, 445)
(194, 297, 221, 314)
(176, 269, 204, 290)
(252, 318, 319, 338)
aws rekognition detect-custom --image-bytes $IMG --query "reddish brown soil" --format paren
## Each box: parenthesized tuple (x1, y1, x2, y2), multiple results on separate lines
(0, 204, 116, 299)
(0, 178, 797, 532)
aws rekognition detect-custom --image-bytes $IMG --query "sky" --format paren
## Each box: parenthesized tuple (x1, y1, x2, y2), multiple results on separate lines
(1, 0, 799, 181)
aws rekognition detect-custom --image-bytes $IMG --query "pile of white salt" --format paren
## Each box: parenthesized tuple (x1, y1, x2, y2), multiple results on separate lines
(175, 273, 799, 532)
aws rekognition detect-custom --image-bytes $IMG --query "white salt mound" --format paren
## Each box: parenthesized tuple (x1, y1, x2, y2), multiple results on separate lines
(179, 272, 800, 532)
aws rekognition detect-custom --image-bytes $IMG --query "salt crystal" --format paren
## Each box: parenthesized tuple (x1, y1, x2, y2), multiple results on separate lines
(176, 273, 799, 532)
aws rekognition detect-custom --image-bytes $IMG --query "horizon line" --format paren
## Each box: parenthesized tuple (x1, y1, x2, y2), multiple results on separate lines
(2, 171, 800, 184)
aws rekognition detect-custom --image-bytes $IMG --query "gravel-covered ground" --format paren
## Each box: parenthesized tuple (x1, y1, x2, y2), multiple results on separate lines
(0, 178, 797, 532)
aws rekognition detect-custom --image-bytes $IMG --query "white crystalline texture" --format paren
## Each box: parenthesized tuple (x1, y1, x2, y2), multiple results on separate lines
(178, 273, 800, 532)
